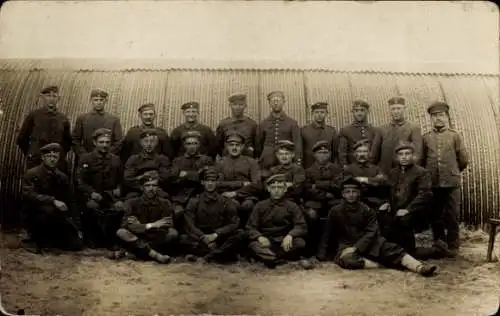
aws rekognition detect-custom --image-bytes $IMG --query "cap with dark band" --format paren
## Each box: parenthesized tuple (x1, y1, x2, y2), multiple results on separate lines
(225, 130, 245, 143)
(182, 130, 202, 141)
(394, 141, 415, 153)
(311, 102, 328, 111)
(352, 99, 370, 109)
(341, 176, 361, 189)
(352, 139, 371, 151)
(92, 128, 112, 140)
(427, 101, 450, 114)
(90, 89, 108, 98)
(265, 173, 286, 185)
(181, 101, 200, 111)
(41, 86, 59, 94)
(275, 140, 295, 152)
(140, 128, 158, 139)
(139, 170, 160, 185)
(199, 166, 218, 181)
(267, 91, 285, 100)
(312, 140, 330, 153)
(388, 96, 405, 106)
(40, 143, 62, 154)
(138, 103, 155, 113)
(228, 93, 247, 104)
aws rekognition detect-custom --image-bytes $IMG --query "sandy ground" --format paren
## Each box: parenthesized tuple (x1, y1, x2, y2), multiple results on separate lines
(1, 227, 500, 316)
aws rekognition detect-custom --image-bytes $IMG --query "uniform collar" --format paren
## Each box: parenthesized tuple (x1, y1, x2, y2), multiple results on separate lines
(92, 149, 111, 160)
(352, 120, 368, 127)
(44, 106, 58, 115)
(312, 121, 325, 129)
(231, 115, 246, 122)
(184, 122, 198, 129)
(202, 191, 219, 201)
(92, 109, 106, 116)
(140, 151, 157, 159)
(355, 161, 370, 168)
(269, 112, 285, 121)
(399, 163, 415, 172)
(141, 123, 156, 129)
(184, 152, 200, 159)
(391, 119, 406, 127)
(433, 126, 448, 133)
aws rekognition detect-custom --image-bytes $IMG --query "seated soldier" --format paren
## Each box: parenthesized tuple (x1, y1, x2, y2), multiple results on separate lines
(22, 143, 83, 253)
(246, 173, 311, 269)
(317, 176, 438, 277)
(115, 172, 178, 263)
(268, 140, 306, 204)
(215, 130, 261, 228)
(385, 141, 452, 259)
(181, 167, 245, 263)
(343, 139, 390, 211)
(303, 140, 343, 257)
(123, 129, 171, 199)
(77, 128, 125, 249)
(169, 130, 213, 220)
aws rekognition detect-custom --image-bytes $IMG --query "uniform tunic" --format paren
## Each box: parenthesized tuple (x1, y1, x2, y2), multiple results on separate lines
(170, 123, 217, 159)
(255, 113, 302, 168)
(72, 111, 123, 157)
(301, 122, 338, 169)
(304, 162, 343, 210)
(170, 154, 214, 205)
(215, 155, 260, 193)
(119, 125, 173, 163)
(269, 164, 306, 203)
(17, 107, 72, 170)
(123, 153, 171, 196)
(215, 116, 258, 157)
(337, 121, 379, 166)
(344, 162, 389, 208)
(371, 120, 423, 173)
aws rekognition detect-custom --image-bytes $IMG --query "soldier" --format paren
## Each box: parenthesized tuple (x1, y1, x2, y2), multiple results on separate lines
(423, 102, 469, 255)
(170, 131, 214, 219)
(371, 97, 423, 173)
(215, 131, 261, 227)
(76, 128, 124, 249)
(21, 143, 83, 253)
(246, 174, 310, 269)
(123, 129, 171, 199)
(72, 89, 123, 158)
(119, 103, 173, 163)
(17, 86, 72, 172)
(116, 172, 178, 263)
(301, 102, 338, 169)
(181, 167, 245, 263)
(338, 99, 379, 168)
(268, 140, 306, 204)
(170, 101, 217, 159)
(255, 91, 302, 169)
(215, 93, 258, 158)
(317, 177, 437, 277)
(343, 139, 389, 210)
(303, 140, 343, 256)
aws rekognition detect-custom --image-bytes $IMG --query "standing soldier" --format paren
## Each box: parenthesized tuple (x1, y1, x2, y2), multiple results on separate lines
(119, 103, 173, 164)
(301, 102, 338, 169)
(338, 99, 379, 168)
(215, 93, 258, 158)
(255, 91, 302, 169)
(423, 102, 468, 255)
(21, 143, 83, 253)
(17, 86, 72, 172)
(72, 89, 123, 159)
(170, 101, 217, 159)
(76, 128, 124, 249)
(371, 97, 423, 173)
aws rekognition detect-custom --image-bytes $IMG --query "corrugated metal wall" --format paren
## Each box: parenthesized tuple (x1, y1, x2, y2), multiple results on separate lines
(0, 65, 498, 228)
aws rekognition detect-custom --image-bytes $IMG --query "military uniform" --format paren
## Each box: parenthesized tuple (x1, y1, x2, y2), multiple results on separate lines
(17, 86, 72, 172)
(301, 102, 338, 169)
(72, 90, 123, 157)
(170, 102, 217, 159)
(76, 129, 124, 248)
(21, 143, 83, 251)
(423, 102, 469, 250)
(338, 100, 379, 167)
(215, 93, 258, 157)
(181, 167, 244, 262)
(246, 174, 308, 266)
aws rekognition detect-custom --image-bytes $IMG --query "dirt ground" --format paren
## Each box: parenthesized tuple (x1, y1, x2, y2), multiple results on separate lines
(1, 227, 499, 316)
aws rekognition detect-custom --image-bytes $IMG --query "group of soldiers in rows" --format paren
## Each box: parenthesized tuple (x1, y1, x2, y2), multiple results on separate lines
(16, 85, 469, 277)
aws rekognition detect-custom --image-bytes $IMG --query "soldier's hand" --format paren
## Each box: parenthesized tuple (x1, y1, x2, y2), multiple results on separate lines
(53, 200, 68, 212)
(258, 236, 271, 248)
(242, 181, 251, 187)
(86, 199, 99, 210)
(112, 188, 121, 197)
(396, 209, 409, 217)
(281, 235, 293, 252)
(355, 177, 369, 184)
(113, 201, 125, 211)
(163, 217, 173, 227)
(305, 208, 318, 220)
(222, 191, 237, 199)
(207, 233, 218, 243)
(379, 203, 390, 212)
(285, 182, 293, 189)
(208, 242, 217, 250)
(90, 192, 103, 201)
(179, 171, 188, 178)
(153, 218, 171, 228)
(326, 193, 334, 199)
(201, 234, 212, 245)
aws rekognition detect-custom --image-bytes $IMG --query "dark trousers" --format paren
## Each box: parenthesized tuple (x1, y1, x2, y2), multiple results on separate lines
(431, 187, 461, 249)
(180, 229, 245, 261)
(116, 227, 179, 258)
(81, 206, 124, 249)
(335, 242, 405, 270)
(249, 237, 306, 263)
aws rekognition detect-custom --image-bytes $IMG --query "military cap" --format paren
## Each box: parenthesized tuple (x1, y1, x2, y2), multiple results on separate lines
(394, 141, 415, 153)
(225, 130, 245, 143)
(274, 140, 295, 152)
(352, 139, 371, 151)
(90, 89, 109, 98)
(140, 128, 158, 139)
(341, 176, 361, 189)
(228, 93, 247, 104)
(41, 86, 59, 94)
(40, 143, 62, 154)
(181, 101, 200, 111)
(311, 102, 328, 111)
(265, 173, 286, 185)
(92, 128, 112, 140)
(182, 130, 202, 141)
(427, 101, 450, 114)
(388, 96, 406, 106)
(352, 99, 370, 109)
(312, 140, 330, 153)
(138, 103, 155, 113)
(199, 166, 218, 181)
(267, 91, 285, 100)
(139, 170, 160, 185)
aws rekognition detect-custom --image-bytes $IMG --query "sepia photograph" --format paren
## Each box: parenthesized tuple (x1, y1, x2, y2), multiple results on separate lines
(0, 1, 499, 315)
